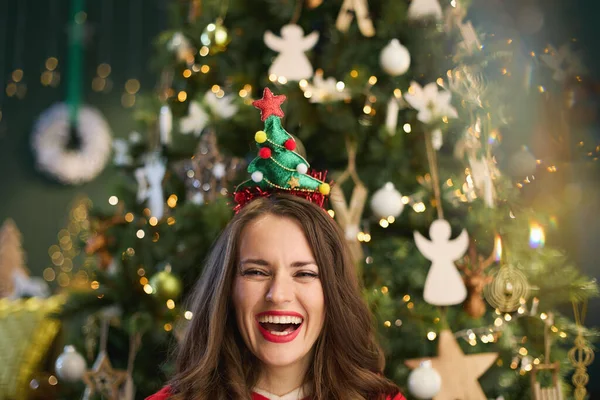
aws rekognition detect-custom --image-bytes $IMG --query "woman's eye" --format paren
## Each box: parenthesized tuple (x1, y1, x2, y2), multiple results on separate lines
(242, 269, 268, 276)
(296, 272, 319, 278)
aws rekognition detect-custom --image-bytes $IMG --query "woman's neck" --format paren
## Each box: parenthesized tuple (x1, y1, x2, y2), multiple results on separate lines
(255, 361, 310, 396)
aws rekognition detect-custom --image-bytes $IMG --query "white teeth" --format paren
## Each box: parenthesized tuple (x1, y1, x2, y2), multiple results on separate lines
(258, 315, 303, 324)
(270, 330, 293, 336)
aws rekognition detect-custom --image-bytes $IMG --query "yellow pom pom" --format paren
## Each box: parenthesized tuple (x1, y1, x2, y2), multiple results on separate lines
(255, 130, 267, 144)
(319, 183, 330, 195)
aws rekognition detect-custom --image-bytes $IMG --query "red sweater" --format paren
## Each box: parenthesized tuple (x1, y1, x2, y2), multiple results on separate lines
(146, 386, 406, 400)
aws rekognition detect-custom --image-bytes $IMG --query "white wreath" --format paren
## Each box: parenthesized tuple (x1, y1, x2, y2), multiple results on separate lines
(31, 103, 113, 185)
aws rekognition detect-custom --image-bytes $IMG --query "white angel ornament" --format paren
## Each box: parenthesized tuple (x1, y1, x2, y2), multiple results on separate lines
(414, 219, 469, 306)
(264, 24, 319, 81)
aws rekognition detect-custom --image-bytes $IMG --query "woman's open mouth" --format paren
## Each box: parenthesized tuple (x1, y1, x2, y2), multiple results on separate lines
(256, 314, 304, 343)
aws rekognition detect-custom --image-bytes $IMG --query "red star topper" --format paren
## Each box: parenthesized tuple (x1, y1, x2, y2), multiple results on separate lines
(252, 88, 286, 121)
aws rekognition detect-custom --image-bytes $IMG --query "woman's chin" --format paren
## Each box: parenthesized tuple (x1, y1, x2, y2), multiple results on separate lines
(258, 349, 305, 369)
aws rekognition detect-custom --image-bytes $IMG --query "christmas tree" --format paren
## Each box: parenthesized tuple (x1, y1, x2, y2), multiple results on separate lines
(53, 1, 598, 399)
(0, 219, 28, 298)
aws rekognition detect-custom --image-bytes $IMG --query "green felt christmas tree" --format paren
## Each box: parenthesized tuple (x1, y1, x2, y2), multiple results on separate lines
(235, 88, 330, 207)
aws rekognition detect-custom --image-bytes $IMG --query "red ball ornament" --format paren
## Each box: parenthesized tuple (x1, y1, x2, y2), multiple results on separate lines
(284, 139, 296, 151)
(259, 147, 272, 159)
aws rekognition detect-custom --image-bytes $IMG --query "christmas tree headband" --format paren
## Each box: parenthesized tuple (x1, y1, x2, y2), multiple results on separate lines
(233, 88, 331, 212)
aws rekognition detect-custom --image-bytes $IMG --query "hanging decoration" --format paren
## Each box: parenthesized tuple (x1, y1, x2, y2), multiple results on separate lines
(82, 350, 128, 399)
(569, 301, 594, 400)
(159, 105, 173, 145)
(31, 103, 112, 185)
(175, 130, 244, 204)
(180, 90, 238, 136)
(85, 215, 126, 271)
(201, 18, 231, 53)
(135, 153, 167, 219)
(404, 81, 458, 124)
(380, 39, 411, 76)
(32, 0, 112, 185)
(54, 345, 87, 382)
(483, 263, 530, 313)
(264, 24, 319, 81)
(405, 330, 498, 400)
(415, 219, 469, 306)
(329, 139, 368, 265)
(336, 0, 375, 37)
(370, 182, 404, 219)
(407, 360, 442, 399)
(531, 313, 563, 400)
(300, 70, 350, 103)
(456, 238, 497, 318)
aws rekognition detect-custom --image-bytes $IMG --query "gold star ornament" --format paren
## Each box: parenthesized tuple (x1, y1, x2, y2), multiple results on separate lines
(287, 176, 300, 189)
(82, 351, 128, 400)
(405, 329, 498, 400)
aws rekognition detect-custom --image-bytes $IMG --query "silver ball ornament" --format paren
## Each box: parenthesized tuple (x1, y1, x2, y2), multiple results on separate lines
(370, 182, 404, 218)
(408, 360, 442, 399)
(380, 39, 411, 76)
(54, 345, 86, 382)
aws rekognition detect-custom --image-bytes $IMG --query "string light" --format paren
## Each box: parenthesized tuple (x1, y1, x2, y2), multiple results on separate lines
(108, 196, 118, 205)
(529, 222, 545, 248)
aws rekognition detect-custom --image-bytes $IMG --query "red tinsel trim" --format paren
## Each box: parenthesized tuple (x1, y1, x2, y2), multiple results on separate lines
(232, 170, 332, 214)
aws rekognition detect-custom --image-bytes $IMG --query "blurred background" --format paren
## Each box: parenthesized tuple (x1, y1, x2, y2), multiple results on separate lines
(0, 0, 599, 399)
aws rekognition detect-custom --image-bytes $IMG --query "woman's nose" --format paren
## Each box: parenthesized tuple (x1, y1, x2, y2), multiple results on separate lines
(265, 273, 293, 304)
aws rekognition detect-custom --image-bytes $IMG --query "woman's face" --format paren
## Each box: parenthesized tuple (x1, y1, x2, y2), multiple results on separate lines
(232, 214, 325, 371)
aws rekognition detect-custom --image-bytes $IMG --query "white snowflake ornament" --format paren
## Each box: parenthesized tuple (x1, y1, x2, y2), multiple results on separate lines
(302, 71, 350, 103)
(180, 102, 209, 136)
(180, 91, 238, 136)
(264, 24, 319, 81)
(404, 81, 458, 124)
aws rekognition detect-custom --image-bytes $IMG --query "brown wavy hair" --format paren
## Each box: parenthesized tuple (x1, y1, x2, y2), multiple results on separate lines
(168, 194, 399, 399)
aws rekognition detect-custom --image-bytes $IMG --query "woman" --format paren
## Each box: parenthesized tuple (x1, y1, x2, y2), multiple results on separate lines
(146, 194, 405, 400)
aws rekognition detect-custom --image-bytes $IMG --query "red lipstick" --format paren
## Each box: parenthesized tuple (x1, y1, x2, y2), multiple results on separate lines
(256, 311, 304, 343)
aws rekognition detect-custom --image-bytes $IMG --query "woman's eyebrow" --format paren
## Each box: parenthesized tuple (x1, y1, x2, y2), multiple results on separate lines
(240, 258, 269, 266)
(240, 259, 316, 268)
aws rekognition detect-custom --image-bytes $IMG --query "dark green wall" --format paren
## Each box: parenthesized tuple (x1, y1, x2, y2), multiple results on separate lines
(0, 0, 162, 272)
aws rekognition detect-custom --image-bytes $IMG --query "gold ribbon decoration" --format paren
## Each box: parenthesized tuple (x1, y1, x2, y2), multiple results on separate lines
(329, 139, 368, 266)
(336, 0, 375, 37)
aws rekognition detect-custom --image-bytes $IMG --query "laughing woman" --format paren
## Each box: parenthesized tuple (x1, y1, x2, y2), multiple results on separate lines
(146, 89, 405, 400)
